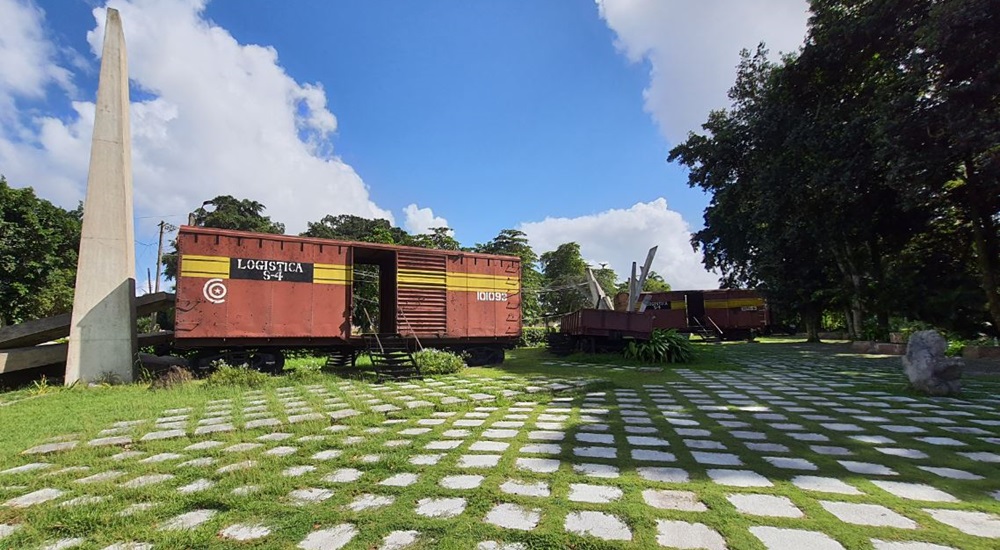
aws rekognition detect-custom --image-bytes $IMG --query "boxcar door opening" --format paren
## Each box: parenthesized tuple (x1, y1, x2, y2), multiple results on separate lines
(351, 246, 398, 335)
(685, 292, 705, 326)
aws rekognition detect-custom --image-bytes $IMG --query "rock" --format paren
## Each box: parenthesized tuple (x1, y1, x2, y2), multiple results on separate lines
(902, 330, 962, 396)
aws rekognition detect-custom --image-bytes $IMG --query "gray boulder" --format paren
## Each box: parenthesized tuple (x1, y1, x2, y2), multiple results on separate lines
(902, 330, 962, 396)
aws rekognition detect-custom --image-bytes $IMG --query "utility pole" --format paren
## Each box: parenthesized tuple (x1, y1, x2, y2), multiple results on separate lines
(151, 220, 177, 331)
(154, 220, 177, 293)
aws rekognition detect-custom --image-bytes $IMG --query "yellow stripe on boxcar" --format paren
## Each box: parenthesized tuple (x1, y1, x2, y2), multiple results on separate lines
(313, 263, 353, 285)
(180, 255, 230, 278)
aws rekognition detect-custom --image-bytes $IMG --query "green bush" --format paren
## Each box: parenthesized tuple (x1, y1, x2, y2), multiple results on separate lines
(205, 362, 270, 387)
(623, 329, 694, 364)
(518, 327, 549, 348)
(413, 348, 467, 375)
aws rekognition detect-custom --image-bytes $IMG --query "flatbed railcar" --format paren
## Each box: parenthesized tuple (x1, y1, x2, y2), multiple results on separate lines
(174, 226, 521, 369)
(555, 289, 770, 353)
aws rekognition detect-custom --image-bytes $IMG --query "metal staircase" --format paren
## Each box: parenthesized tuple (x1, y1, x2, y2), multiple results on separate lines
(691, 316, 722, 343)
(363, 333, 422, 381)
(322, 348, 358, 373)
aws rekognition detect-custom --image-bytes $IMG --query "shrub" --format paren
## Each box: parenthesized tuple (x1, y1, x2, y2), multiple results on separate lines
(205, 361, 270, 387)
(517, 327, 549, 348)
(623, 329, 694, 364)
(413, 348, 467, 375)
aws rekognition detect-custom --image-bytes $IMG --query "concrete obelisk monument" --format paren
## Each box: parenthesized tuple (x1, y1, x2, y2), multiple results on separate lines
(65, 8, 137, 384)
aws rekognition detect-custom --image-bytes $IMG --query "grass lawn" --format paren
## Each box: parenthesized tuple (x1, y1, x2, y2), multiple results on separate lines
(1, 341, 999, 549)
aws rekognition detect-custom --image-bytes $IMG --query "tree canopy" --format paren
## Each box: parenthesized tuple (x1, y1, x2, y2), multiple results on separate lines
(0, 176, 82, 325)
(670, 0, 999, 339)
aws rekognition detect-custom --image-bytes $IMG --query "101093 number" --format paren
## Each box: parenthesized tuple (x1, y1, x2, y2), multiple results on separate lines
(476, 291, 508, 302)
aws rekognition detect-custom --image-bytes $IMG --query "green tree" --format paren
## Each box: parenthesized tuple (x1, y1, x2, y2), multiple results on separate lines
(539, 242, 589, 319)
(411, 227, 462, 251)
(0, 176, 82, 325)
(302, 214, 411, 244)
(475, 229, 542, 324)
(163, 195, 285, 280)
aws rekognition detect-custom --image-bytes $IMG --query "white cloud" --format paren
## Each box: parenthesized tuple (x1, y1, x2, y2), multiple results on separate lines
(596, 0, 809, 144)
(402, 204, 449, 235)
(0, 0, 72, 121)
(519, 198, 720, 290)
(0, 0, 390, 236)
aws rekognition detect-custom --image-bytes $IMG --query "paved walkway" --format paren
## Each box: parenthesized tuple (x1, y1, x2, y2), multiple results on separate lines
(2, 358, 999, 549)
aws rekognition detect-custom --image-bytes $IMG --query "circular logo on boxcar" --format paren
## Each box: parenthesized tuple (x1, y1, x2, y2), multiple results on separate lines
(203, 278, 227, 304)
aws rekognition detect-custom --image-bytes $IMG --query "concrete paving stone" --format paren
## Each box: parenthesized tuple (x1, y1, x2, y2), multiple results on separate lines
(384, 439, 411, 448)
(871, 540, 957, 550)
(500, 480, 550, 497)
(576, 432, 614, 444)
(516, 457, 560, 473)
(643, 489, 707, 512)
(707, 469, 773, 487)
(298, 524, 358, 550)
(415, 497, 466, 518)
(231, 485, 261, 496)
(958, 452, 1000, 463)
(223, 442, 263, 453)
(399, 428, 432, 436)
(924, 509, 1000, 537)
(2, 462, 52, 475)
(75, 470, 125, 485)
(286, 412, 325, 424)
(631, 449, 677, 462)
(117, 503, 159, 517)
(40, 537, 87, 550)
(528, 430, 564, 441)
(347, 493, 395, 511)
(289, 487, 334, 505)
(483, 429, 519, 439)
(535, 422, 564, 430)
(883, 425, 925, 434)
(358, 454, 382, 463)
(676, 428, 712, 437)
(791, 475, 862, 495)
(518, 443, 560, 454)
(197, 416, 230, 425)
(492, 421, 525, 429)
(177, 478, 215, 494)
(264, 445, 298, 457)
(410, 454, 444, 466)
(23, 441, 78, 455)
(685, 439, 727, 450)
(627, 436, 671, 447)
(875, 447, 928, 459)
(139, 452, 184, 464)
(569, 483, 623, 503)
(3, 488, 64, 507)
(159, 509, 217, 531)
(442, 429, 471, 438)
(564, 511, 631, 541)
(459, 454, 502, 468)
(440, 474, 485, 489)
(217, 460, 257, 473)
(574, 446, 618, 459)
(838, 460, 897, 476)
(219, 523, 271, 541)
(185, 440, 223, 451)
(765, 456, 818, 470)
(324, 425, 349, 434)
(655, 520, 726, 549)
(795, 433, 830, 442)
(258, 432, 294, 441)
(469, 441, 509, 452)
(283, 465, 317, 477)
(692, 452, 743, 466)
(484, 503, 541, 531)
(44, 466, 89, 477)
(454, 419, 486, 427)
(311, 450, 342, 461)
(916, 436, 966, 446)
(194, 423, 235, 435)
(810, 445, 852, 456)
(820, 501, 916, 528)
(573, 463, 620, 478)
(850, 434, 896, 444)
(178, 457, 216, 468)
(156, 421, 187, 430)
(638, 467, 690, 483)
(380, 473, 419, 486)
(101, 543, 153, 550)
(379, 530, 421, 550)
(871, 480, 958, 502)
(918, 466, 984, 480)
(121, 474, 174, 488)
(750, 526, 845, 550)
(728, 493, 802, 517)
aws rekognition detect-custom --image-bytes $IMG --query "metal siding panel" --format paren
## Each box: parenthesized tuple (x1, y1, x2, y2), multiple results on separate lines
(397, 250, 448, 337)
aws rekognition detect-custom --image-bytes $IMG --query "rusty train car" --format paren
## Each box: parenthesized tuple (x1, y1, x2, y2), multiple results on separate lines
(173, 226, 521, 368)
(642, 289, 770, 339)
(555, 289, 770, 353)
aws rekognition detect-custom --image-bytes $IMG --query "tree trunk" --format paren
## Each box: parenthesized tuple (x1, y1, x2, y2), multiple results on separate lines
(803, 306, 822, 343)
(961, 161, 1000, 336)
(843, 307, 856, 340)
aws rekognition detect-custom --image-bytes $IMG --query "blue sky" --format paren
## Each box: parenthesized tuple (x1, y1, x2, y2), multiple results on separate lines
(0, 0, 809, 289)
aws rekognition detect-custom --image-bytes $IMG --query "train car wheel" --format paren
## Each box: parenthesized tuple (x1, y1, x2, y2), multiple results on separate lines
(249, 350, 285, 374)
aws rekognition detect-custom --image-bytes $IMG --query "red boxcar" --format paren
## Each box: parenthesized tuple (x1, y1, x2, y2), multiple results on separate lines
(173, 227, 520, 365)
(643, 289, 770, 339)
